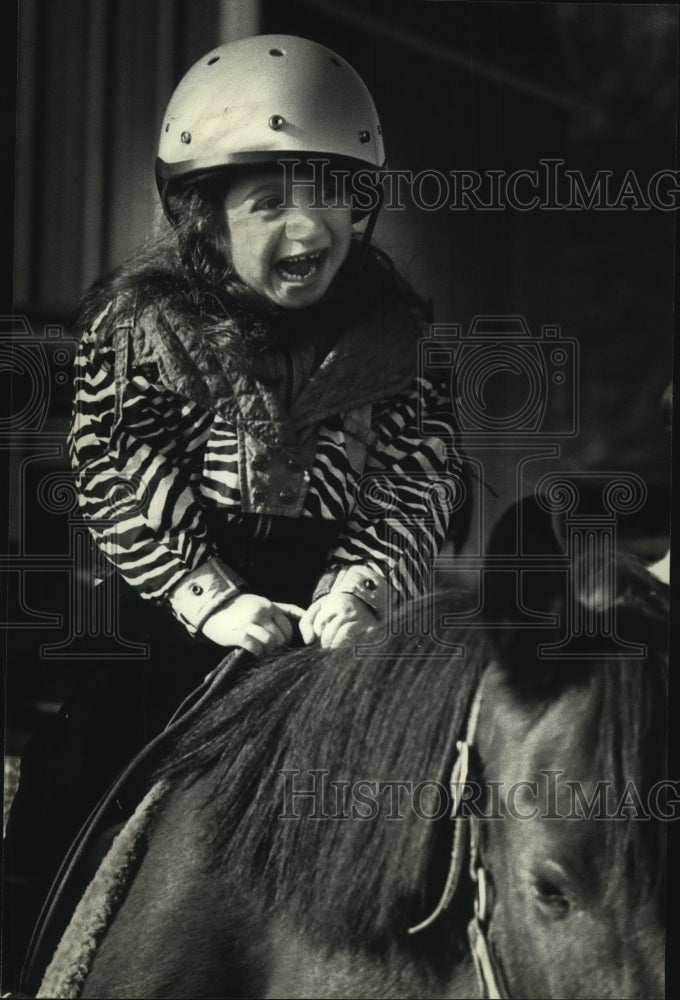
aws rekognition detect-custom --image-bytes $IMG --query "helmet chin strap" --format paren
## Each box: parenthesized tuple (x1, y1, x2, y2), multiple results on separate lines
(156, 169, 182, 228)
(355, 181, 385, 276)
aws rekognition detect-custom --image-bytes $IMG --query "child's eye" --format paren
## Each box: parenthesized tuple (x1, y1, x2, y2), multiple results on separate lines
(254, 195, 283, 213)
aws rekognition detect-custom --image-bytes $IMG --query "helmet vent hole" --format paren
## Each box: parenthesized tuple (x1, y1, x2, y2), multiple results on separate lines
(269, 48, 284, 57)
(164, 123, 170, 132)
(330, 56, 341, 66)
(207, 56, 220, 65)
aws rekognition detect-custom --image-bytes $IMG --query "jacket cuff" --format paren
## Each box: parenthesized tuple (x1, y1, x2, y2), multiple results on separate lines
(313, 565, 392, 619)
(168, 556, 245, 636)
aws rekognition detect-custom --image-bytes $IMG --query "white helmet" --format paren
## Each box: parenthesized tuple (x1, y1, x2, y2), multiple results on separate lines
(156, 34, 385, 201)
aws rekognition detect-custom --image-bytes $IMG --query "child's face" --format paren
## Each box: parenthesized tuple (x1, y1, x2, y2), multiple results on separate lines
(222, 167, 353, 310)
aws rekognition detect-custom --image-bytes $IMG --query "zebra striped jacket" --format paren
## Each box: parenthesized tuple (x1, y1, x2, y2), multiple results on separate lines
(68, 292, 466, 635)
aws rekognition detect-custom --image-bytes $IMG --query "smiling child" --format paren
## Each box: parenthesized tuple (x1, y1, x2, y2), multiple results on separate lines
(69, 35, 469, 656)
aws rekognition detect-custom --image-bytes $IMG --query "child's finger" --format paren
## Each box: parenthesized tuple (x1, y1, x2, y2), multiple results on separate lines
(270, 608, 295, 643)
(328, 620, 374, 650)
(326, 622, 355, 650)
(237, 633, 265, 658)
(299, 601, 322, 645)
(299, 617, 315, 645)
(318, 612, 343, 648)
(245, 622, 283, 653)
(273, 602, 305, 620)
(265, 615, 291, 647)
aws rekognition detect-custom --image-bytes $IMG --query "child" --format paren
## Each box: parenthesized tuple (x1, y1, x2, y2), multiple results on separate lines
(70, 34, 469, 656)
(3, 37, 472, 991)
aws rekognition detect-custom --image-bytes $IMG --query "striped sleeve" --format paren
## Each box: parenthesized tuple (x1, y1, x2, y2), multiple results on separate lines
(68, 327, 217, 601)
(319, 376, 464, 603)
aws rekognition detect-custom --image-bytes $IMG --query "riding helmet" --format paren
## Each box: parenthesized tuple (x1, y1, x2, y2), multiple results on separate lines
(156, 34, 386, 218)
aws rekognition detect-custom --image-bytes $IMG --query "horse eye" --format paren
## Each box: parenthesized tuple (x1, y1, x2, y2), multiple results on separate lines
(534, 879, 571, 918)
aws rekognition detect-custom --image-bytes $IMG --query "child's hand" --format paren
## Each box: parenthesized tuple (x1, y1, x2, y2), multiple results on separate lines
(299, 593, 378, 649)
(202, 594, 304, 655)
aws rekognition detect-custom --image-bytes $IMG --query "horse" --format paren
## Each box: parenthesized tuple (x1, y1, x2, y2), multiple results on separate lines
(31, 550, 668, 999)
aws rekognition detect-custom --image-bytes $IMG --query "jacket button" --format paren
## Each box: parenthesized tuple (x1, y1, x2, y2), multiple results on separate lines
(251, 455, 270, 471)
(278, 489, 296, 505)
(362, 578, 377, 591)
(252, 488, 268, 504)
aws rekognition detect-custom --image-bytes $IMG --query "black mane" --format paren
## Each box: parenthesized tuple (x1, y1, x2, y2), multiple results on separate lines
(154, 556, 668, 963)
(156, 611, 486, 968)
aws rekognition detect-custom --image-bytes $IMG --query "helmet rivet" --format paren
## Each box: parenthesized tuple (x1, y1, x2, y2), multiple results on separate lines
(359, 130, 371, 144)
(269, 115, 285, 131)
(181, 131, 192, 144)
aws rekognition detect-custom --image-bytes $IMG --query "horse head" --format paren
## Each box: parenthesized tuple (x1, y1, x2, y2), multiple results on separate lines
(422, 548, 668, 999)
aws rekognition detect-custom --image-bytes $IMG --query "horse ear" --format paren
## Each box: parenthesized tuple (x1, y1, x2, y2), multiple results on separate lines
(574, 550, 670, 651)
(483, 498, 669, 687)
(482, 495, 567, 676)
(485, 494, 566, 560)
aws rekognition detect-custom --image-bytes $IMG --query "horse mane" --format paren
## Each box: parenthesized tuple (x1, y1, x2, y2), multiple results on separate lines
(154, 605, 487, 966)
(154, 553, 668, 964)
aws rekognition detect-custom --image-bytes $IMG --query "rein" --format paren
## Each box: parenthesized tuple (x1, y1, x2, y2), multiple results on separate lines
(408, 668, 510, 1000)
(467, 814, 510, 1000)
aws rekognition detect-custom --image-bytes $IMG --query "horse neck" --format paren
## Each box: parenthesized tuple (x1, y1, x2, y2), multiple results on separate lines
(264, 919, 482, 999)
(82, 770, 483, 1000)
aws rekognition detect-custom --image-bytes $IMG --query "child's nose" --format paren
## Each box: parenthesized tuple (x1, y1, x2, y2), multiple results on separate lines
(284, 208, 323, 242)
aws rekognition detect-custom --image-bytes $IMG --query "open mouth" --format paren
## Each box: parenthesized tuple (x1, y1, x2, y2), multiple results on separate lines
(276, 249, 328, 283)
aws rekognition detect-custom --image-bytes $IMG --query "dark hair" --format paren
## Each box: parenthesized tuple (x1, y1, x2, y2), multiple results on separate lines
(75, 172, 430, 378)
(154, 612, 485, 967)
